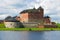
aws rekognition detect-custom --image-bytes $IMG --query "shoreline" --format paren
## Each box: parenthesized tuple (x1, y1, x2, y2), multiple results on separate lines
(0, 28, 60, 31)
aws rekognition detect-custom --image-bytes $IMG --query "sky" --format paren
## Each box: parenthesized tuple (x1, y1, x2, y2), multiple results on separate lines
(0, 0, 60, 23)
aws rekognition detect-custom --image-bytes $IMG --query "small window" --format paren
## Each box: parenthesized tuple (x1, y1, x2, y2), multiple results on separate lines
(11, 24, 12, 25)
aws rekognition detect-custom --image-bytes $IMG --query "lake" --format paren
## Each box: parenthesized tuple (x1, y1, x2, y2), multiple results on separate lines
(0, 31, 60, 40)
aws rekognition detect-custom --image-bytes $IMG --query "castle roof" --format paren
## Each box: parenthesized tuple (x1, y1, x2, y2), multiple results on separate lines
(44, 16, 50, 18)
(38, 6, 43, 10)
(20, 6, 43, 14)
(4, 16, 19, 22)
(20, 9, 37, 13)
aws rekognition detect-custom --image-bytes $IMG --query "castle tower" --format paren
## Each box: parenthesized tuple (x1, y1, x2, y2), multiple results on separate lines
(38, 6, 44, 19)
(44, 16, 51, 25)
(20, 6, 44, 23)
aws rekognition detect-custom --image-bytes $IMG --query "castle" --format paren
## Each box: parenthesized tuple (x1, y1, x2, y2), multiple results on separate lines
(17, 6, 51, 25)
(16, 6, 57, 28)
(4, 6, 57, 28)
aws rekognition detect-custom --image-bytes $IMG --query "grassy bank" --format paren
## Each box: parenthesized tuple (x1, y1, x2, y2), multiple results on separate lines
(0, 28, 60, 31)
(56, 23, 60, 28)
(0, 23, 60, 31)
(0, 23, 5, 28)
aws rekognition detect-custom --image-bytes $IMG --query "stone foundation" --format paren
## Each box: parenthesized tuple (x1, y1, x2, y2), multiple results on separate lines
(4, 22, 23, 28)
(22, 23, 38, 28)
(44, 25, 57, 28)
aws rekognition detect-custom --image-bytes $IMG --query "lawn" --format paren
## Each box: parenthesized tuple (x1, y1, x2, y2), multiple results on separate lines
(0, 28, 60, 31)
(56, 23, 60, 28)
(0, 23, 5, 28)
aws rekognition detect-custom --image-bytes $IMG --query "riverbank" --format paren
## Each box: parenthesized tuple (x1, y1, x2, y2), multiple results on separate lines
(0, 28, 60, 31)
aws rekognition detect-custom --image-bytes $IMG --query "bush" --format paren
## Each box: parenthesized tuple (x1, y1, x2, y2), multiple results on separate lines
(0, 23, 5, 28)
(56, 23, 60, 28)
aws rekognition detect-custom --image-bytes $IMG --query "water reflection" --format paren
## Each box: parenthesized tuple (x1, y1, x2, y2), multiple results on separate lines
(0, 31, 29, 40)
(0, 31, 60, 40)
(44, 31, 60, 40)
(28, 31, 44, 40)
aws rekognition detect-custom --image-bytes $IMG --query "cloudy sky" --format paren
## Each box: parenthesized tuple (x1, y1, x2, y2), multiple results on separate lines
(0, 0, 60, 23)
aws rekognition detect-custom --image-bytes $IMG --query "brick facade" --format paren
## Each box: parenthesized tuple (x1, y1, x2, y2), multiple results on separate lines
(44, 18, 51, 25)
(18, 6, 52, 27)
(16, 16, 20, 21)
(20, 13, 28, 22)
(20, 7, 44, 23)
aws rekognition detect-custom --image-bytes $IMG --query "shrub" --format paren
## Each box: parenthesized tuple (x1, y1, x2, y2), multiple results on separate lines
(0, 23, 5, 28)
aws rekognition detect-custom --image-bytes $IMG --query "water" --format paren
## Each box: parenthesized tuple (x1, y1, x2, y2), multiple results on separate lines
(0, 31, 60, 40)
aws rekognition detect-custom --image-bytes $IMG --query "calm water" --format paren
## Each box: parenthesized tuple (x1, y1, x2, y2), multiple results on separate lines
(0, 31, 60, 40)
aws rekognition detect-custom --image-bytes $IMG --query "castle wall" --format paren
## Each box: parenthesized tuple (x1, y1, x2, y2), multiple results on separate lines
(44, 18, 52, 25)
(19, 7, 44, 23)
(4, 22, 21, 28)
(28, 12, 43, 19)
(20, 12, 43, 23)
(20, 13, 28, 22)
(22, 23, 38, 28)
(16, 17, 20, 21)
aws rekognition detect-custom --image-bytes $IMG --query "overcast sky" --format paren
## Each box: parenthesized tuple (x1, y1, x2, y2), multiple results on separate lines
(0, 0, 60, 23)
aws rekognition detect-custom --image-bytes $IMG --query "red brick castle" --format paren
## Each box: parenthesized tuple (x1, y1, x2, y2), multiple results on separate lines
(17, 6, 51, 24)
(16, 6, 57, 28)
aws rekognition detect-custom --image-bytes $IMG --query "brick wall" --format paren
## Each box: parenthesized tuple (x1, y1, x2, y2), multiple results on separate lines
(28, 13, 43, 22)
(20, 13, 28, 22)
(44, 25, 57, 28)
(28, 12, 43, 19)
(20, 12, 43, 23)
(16, 16, 20, 21)
(44, 18, 51, 24)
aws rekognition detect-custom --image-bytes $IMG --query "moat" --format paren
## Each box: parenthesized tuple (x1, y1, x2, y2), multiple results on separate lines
(0, 31, 60, 40)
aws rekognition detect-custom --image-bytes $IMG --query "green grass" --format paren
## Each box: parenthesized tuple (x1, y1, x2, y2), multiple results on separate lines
(0, 28, 29, 31)
(56, 23, 60, 28)
(0, 23, 5, 28)
(31, 28, 60, 31)
(0, 28, 60, 31)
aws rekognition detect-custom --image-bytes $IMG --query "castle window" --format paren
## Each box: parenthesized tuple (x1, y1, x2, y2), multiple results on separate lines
(10, 24, 12, 25)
